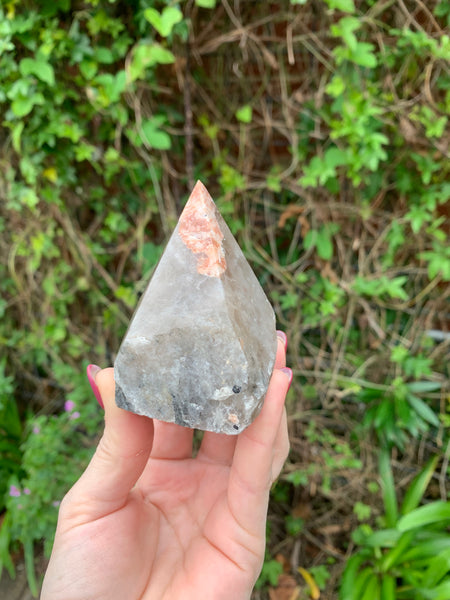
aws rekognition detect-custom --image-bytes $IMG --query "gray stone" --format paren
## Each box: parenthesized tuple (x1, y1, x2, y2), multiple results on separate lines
(114, 181, 277, 434)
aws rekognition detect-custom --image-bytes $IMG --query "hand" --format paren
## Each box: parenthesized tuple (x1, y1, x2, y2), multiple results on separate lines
(41, 336, 291, 600)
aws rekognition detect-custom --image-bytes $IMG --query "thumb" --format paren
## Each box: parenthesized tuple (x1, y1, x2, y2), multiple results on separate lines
(62, 367, 154, 522)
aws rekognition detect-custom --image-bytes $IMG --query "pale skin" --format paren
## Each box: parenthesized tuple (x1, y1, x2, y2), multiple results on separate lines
(41, 337, 290, 600)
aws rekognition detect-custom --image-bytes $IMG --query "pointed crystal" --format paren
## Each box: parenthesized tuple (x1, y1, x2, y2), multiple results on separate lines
(114, 181, 277, 434)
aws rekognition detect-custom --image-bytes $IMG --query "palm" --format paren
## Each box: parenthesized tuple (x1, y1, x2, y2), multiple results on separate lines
(53, 451, 263, 600)
(42, 341, 289, 600)
(122, 457, 262, 599)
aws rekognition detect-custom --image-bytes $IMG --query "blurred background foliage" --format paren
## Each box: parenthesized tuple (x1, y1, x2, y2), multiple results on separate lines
(0, 0, 449, 597)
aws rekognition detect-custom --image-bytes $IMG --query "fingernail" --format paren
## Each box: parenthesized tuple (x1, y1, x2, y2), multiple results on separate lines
(86, 364, 104, 409)
(276, 330, 287, 351)
(280, 367, 293, 388)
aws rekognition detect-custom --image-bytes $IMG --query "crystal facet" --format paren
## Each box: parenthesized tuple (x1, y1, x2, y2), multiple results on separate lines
(114, 181, 277, 434)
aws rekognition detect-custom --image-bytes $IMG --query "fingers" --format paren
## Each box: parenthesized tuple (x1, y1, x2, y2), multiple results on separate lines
(274, 331, 287, 370)
(61, 368, 154, 523)
(150, 420, 194, 460)
(272, 407, 290, 482)
(197, 432, 237, 465)
(227, 366, 291, 535)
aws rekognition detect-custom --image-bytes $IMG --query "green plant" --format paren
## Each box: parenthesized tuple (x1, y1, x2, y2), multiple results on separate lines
(286, 422, 362, 495)
(255, 553, 283, 589)
(0, 0, 185, 586)
(0, 1, 448, 597)
(340, 452, 450, 600)
(355, 349, 441, 449)
(0, 359, 23, 507)
(298, 564, 333, 597)
(0, 363, 102, 595)
(304, 223, 340, 261)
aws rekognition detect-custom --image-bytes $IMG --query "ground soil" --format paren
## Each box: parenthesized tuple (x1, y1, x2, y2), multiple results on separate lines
(0, 564, 35, 600)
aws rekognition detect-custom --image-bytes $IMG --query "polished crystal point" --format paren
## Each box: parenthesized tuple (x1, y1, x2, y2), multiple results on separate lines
(114, 181, 277, 434)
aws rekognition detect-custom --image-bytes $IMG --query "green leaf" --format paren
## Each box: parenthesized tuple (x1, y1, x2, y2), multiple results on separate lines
(141, 242, 163, 274)
(256, 558, 283, 588)
(129, 42, 175, 81)
(401, 456, 439, 515)
(19, 57, 55, 86)
(325, 0, 355, 12)
(303, 229, 317, 251)
(79, 60, 98, 80)
(0, 513, 15, 579)
(379, 449, 398, 528)
(218, 165, 246, 193)
(357, 528, 401, 548)
(354, 501, 371, 521)
(11, 92, 45, 117)
(380, 575, 396, 600)
(361, 574, 380, 600)
(398, 501, 450, 531)
(352, 43, 377, 68)
(93, 46, 114, 64)
(11, 96, 34, 117)
(349, 566, 373, 600)
(386, 276, 408, 300)
(324, 146, 347, 168)
(380, 531, 414, 571)
(11, 121, 24, 153)
(316, 228, 333, 260)
(423, 579, 450, 600)
(236, 105, 252, 123)
(24, 539, 38, 597)
(94, 71, 126, 105)
(422, 549, 450, 588)
(285, 514, 304, 536)
(266, 172, 281, 192)
(339, 553, 366, 600)
(407, 381, 442, 393)
(144, 7, 183, 37)
(140, 117, 171, 150)
(19, 186, 39, 209)
(331, 16, 360, 48)
(373, 399, 394, 429)
(326, 75, 345, 97)
(402, 535, 450, 561)
(407, 394, 440, 427)
(195, 0, 217, 7)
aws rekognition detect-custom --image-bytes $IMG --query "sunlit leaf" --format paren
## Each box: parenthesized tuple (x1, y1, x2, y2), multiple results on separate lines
(236, 105, 252, 123)
(195, 0, 217, 7)
(398, 501, 450, 531)
(144, 7, 183, 38)
(19, 57, 55, 86)
(400, 456, 438, 516)
(140, 117, 171, 150)
(407, 394, 440, 427)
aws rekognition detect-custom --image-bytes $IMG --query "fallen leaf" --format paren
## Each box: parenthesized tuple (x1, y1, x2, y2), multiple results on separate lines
(278, 204, 305, 228)
(269, 573, 300, 600)
(298, 567, 320, 599)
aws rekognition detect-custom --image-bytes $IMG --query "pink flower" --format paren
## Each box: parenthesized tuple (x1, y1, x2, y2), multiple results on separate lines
(52, 501, 61, 508)
(9, 485, 21, 497)
(24, 488, 31, 495)
(64, 400, 75, 412)
(70, 411, 80, 420)
(32, 425, 40, 434)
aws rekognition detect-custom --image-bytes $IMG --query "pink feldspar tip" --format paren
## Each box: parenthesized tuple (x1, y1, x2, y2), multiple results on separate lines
(178, 181, 227, 277)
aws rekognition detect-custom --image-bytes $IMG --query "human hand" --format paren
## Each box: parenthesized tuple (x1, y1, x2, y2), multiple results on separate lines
(41, 334, 291, 600)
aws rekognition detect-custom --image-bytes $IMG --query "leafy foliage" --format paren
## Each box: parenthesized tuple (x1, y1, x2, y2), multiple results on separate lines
(340, 454, 450, 600)
(0, 0, 448, 597)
